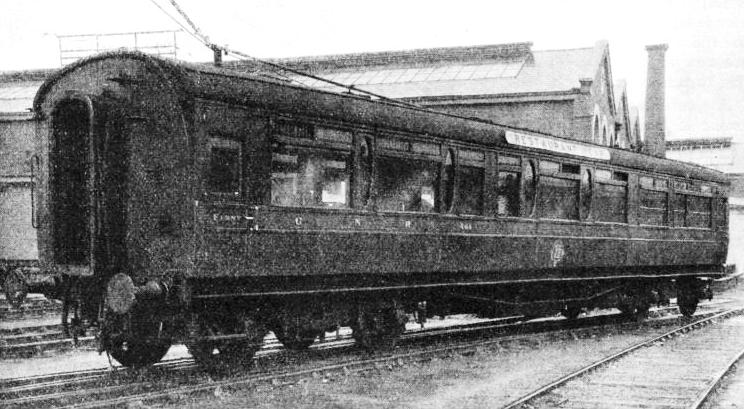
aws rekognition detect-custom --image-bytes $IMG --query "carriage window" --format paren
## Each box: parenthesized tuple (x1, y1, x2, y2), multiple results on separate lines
(497, 171, 520, 216)
(594, 169, 627, 223)
(640, 176, 654, 189)
(580, 169, 592, 220)
(538, 175, 579, 220)
(457, 165, 484, 215)
(687, 195, 711, 228)
(376, 156, 438, 213)
(208, 137, 241, 196)
(595, 183, 627, 223)
(639, 188, 668, 226)
(271, 149, 350, 208)
(522, 161, 537, 217)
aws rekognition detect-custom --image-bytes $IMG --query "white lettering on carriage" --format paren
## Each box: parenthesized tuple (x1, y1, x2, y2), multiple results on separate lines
(506, 131, 611, 161)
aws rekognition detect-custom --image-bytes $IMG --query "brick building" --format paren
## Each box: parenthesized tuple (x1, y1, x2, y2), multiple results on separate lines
(239, 40, 638, 149)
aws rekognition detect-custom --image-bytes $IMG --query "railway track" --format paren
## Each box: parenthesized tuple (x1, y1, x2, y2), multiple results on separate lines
(0, 305, 724, 409)
(501, 307, 744, 409)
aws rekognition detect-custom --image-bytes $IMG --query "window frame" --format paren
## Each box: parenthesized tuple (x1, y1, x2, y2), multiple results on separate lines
(593, 168, 628, 224)
(206, 135, 243, 199)
(269, 120, 354, 209)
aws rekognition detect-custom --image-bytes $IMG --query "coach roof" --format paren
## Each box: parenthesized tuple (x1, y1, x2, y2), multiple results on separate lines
(33, 51, 727, 184)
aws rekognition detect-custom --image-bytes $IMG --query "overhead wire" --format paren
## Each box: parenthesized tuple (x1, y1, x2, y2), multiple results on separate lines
(147, 0, 561, 138)
(146, 0, 204, 45)
(150, 0, 424, 109)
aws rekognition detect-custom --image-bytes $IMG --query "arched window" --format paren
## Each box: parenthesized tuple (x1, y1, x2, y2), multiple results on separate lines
(602, 125, 607, 146)
(580, 168, 592, 220)
(593, 115, 600, 142)
(522, 160, 537, 217)
(442, 149, 455, 212)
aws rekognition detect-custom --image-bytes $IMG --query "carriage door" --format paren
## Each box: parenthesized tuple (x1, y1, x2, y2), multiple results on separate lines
(51, 97, 128, 279)
(51, 98, 94, 273)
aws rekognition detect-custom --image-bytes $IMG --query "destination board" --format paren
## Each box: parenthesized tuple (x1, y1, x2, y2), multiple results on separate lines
(505, 131, 611, 161)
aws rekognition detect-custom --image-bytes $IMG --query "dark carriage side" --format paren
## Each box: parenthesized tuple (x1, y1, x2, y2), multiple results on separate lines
(32, 51, 728, 367)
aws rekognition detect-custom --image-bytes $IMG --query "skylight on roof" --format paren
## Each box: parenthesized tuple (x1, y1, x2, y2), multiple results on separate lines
(292, 59, 525, 90)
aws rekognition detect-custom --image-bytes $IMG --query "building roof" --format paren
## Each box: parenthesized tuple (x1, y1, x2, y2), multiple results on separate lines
(666, 137, 733, 149)
(0, 82, 43, 116)
(3, 41, 610, 113)
(258, 41, 609, 100)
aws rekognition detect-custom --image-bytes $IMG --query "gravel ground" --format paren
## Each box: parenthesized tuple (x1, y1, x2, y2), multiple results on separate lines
(160, 285, 744, 409)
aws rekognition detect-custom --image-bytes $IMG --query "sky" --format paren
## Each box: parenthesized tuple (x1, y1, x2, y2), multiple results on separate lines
(2, 0, 743, 141)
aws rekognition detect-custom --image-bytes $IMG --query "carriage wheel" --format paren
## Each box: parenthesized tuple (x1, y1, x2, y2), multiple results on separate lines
(109, 336, 171, 368)
(352, 301, 407, 350)
(677, 278, 699, 317)
(272, 323, 320, 351)
(617, 286, 652, 321)
(618, 300, 650, 320)
(187, 312, 267, 370)
(105, 312, 171, 368)
(561, 303, 582, 320)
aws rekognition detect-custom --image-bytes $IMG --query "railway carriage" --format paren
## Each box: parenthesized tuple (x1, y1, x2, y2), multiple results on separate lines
(24, 51, 728, 367)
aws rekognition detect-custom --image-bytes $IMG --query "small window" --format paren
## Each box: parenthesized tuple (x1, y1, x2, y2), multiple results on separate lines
(596, 169, 612, 180)
(612, 172, 628, 182)
(522, 161, 537, 217)
(540, 161, 560, 173)
(498, 154, 520, 166)
(640, 176, 654, 189)
(561, 163, 580, 174)
(208, 137, 241, 196)
(275, 120, 314, 139)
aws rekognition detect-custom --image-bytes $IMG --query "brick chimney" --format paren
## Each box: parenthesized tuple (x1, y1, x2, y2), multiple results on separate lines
(643, 44, 668, 157)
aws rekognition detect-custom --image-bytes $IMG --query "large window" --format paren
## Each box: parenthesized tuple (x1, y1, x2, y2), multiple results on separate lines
(537, 161, 579, 220)
(688, 195, 712, 228)
(538, 177, 579, 220)
(594, 170, 627, 223)
(673, 181, 712, 228)
(639, 176, 668, 226)
(457, 165, 484, 215)
(376, 156, 439, 213)
(208, 137, 242, 196)
(271, 149, 351, 208)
